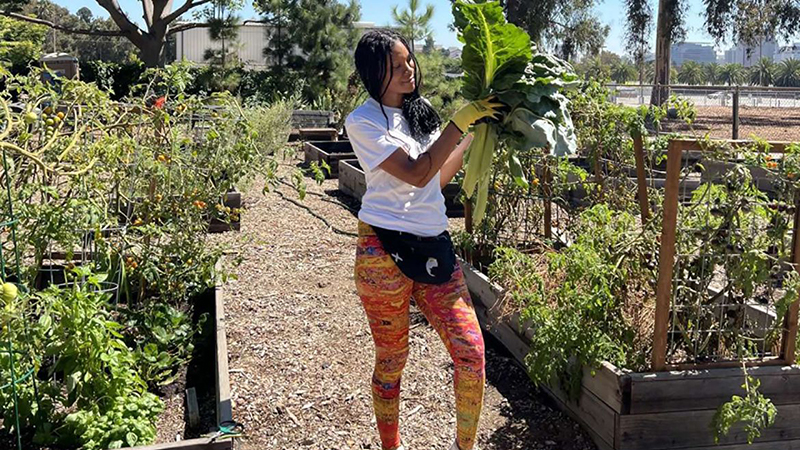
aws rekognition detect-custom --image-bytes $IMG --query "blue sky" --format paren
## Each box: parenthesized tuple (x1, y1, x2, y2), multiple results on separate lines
(65, 0, 713, 56)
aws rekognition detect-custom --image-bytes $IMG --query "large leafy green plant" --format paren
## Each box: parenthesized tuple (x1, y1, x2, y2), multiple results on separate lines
(453, 0, 579, 224)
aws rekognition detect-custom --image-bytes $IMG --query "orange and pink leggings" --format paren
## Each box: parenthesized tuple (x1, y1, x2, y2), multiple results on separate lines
(355, 221, 485, 450)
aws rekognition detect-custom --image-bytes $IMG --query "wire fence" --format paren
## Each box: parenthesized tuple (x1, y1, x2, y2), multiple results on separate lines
(607, 84, 800, 142)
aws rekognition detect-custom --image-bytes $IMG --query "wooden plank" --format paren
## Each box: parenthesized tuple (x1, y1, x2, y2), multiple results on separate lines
(582, 362, 629, 415)
(186, 387, 200, 428)
(337, 159, 366, 201)
(782, 190, 800, 362)
(125, 437, 231, 450)
(690, 439, 800, 450)
(618, 403, 800, 450)
(542, 382, 617, 450)
(652, 140, 683, 371)
(474, 300, 616, 450)
(632, 133, 651, 222)
(214, 272, 233, 425)
(459, 257, 504, 311)
(629, 365, 800, 414)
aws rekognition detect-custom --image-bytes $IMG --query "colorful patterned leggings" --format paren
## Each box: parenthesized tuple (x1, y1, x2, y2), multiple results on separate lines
(355, 221, 485, 450)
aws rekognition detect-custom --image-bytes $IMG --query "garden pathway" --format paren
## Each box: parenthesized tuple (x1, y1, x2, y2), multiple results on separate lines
(210, 159, 595, 450)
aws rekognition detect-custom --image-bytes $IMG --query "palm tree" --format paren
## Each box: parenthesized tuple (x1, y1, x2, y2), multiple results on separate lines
(610, 61, 637, 83)
(703, 63, 721, 85)
(776, 59, 800, 87)
(719, 63, 745, 85)
(749, 57, 775, 86)
(677, 61, 704, 85)
(391, 0, 435, 53)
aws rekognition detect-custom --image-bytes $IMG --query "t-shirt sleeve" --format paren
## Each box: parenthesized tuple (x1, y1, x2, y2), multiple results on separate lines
(345, 116, 406, 172)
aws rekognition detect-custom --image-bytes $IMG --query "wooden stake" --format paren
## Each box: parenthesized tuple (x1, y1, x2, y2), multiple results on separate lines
(651, 140, 683, 371)
(633, 133, 651, 222)
(781, 189, 800, 363)
(542, 158, 552, 240)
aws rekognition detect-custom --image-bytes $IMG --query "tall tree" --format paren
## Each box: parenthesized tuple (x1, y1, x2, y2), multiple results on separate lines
(610, 60, 637, 83)
(625, 0, 653, 85)
(256, 0, 295, 69)
(718, 63, 745, 85)
(450, 0, 608, 61)
(650, 0, 686, 104)
(749, 57, 775, 86)
(776, 59, 800, 87)
(392, 0, 435, 53)
(676, 60, 703, 85)
(1, 0, 218, 66)
(0, 13, 46, 73)
(257, 0, 360, 101)
(21, 0, 136, 63)
(703, 62, 720, 85)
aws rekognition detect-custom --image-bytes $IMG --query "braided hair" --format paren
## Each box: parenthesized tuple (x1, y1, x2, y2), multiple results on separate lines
(354, 29, 442, 141)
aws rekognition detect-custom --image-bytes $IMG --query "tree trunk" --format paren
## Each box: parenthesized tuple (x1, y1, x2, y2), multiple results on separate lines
(651, 0, 673, 105)
(138, 36, 164, 67)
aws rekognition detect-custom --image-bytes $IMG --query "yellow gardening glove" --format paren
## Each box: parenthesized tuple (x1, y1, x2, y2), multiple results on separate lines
(450, 97, 505, 133)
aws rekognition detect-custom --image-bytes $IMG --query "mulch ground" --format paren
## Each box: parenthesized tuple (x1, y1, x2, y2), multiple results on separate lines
(664, 105, 800, 141)
(206, 158, 595, 450)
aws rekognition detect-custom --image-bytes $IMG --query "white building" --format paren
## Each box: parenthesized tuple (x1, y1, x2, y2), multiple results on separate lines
(671, 42, 717, 66)
(724, 38, 778, 66)
(173, 21, 378, 68)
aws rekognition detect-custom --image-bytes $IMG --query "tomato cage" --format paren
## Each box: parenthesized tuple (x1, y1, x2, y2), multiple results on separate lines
(651, 138, 800, 371)
(0, 148, 38, 450)
(459, 133, 672, 271)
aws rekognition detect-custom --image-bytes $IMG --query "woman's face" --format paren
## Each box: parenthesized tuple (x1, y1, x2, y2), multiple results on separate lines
(382, 41, 416, 97)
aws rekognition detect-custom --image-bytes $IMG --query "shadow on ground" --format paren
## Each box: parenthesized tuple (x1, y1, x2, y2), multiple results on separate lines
(481, 333, 596, 450)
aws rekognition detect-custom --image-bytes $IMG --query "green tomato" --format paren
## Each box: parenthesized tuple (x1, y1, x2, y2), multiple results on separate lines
(45, 118, 55, 127)
(2, 283, 18, 303)
(23, 112, 37, 124)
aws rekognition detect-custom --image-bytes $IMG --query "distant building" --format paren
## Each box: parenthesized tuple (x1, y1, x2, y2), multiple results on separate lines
(724, 38, 778, 66)
(447, 47, 462, 59)
(671, 42, 717, 66)
(776, 43, 800, 62)
(173, 21, 378, 68)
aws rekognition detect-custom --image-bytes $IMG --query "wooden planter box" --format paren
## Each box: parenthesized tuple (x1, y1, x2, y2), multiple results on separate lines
(127, 265, 234, 450)
(459, 257, 800, 450)
(339, 159, 367, 200)
(304, 141, 354, 178)
(338, 159, 464, 217)
(291, 110, 334, 129)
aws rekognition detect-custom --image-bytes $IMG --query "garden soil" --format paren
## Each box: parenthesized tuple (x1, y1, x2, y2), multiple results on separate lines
(190, 158, 595, 450)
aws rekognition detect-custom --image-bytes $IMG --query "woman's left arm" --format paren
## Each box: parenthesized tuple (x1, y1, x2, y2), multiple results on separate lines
(439, 133, 473, 189)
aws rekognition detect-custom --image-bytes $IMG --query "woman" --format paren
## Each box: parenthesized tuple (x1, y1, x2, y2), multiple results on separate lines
(345, 29, 502, 450)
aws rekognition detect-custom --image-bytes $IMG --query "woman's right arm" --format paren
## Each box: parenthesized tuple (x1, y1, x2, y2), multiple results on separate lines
(378, 98, 503, 188)
(377, 122, 463, 188)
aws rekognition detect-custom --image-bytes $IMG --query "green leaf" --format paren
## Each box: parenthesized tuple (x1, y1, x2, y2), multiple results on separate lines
(453, 0, 531, 99)
(508, 152, 528, 189)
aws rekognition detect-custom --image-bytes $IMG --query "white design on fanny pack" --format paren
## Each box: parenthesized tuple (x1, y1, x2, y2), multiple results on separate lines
(391, 253, 403, 263)
(426, 257, 438, 277)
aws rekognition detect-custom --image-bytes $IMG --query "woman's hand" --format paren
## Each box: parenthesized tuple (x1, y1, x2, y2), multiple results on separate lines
(449, 97, 505, 133)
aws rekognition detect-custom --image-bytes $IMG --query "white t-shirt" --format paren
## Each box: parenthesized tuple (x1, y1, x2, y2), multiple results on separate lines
(345, 98, 448, 237)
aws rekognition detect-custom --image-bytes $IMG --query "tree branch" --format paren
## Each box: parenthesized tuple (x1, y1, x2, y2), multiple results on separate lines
(167, 18, 264, 35)
(95, 0, 145, 45)
(166, 21, 211, 35)
(0, 10, 129, 36)
(163, 0, 213, 25)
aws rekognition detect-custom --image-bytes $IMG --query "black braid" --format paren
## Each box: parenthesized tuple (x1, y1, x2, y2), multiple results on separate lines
(354, 29, 442, 141)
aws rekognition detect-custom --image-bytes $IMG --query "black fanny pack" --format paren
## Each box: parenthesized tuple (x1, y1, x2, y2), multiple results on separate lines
(371, 225, 457, 284)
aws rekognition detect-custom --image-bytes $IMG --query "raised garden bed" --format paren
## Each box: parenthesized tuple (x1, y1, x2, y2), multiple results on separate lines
(460, 256, 800, 450)
(338, 159, 464, 217)
(303, 141, 354, 178)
